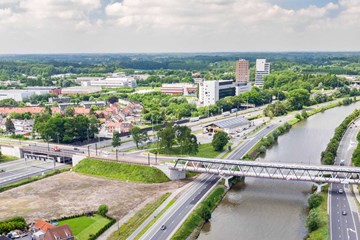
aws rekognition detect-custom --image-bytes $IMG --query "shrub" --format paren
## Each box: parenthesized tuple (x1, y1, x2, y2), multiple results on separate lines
(308, 193, 324, 209)
(98, 204, 109, 217)
(306, 209, 320, 232)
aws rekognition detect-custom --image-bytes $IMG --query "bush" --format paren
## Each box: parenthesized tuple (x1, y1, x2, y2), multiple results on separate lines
(98, 204, 109, 217)
(308, 193, 324, 209)
(0, 216, 27, 234)
(306, 209, 320, 232)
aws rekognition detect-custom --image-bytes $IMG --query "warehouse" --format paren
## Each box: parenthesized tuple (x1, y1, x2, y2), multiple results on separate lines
(204, 117, 250, 134)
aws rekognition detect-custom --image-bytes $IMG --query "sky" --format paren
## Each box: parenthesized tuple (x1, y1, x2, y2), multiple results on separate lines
(0, 0, 359, 54)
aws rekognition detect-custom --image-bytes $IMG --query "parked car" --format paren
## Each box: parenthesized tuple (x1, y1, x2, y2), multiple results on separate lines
(339, 189, 344, 194)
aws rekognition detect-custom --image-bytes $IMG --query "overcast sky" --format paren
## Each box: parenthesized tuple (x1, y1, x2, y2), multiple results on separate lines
(0, 0, 359, 54)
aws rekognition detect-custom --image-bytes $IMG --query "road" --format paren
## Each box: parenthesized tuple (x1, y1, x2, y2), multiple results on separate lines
(0, 159, 66, 187)
(330, 118, 360, 240)
(139, 174, 220, 240)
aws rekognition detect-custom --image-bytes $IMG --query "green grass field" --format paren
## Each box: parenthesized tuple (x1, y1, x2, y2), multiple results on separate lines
(74, 158, 169, 183)
(59, 214, 111, 240)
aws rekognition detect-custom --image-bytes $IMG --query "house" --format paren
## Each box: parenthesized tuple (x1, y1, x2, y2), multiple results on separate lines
(13, 119, 34, 133)
(104, 122, 122, 133)
(32, 220, 55, 240)
(43, 225, 74, 240)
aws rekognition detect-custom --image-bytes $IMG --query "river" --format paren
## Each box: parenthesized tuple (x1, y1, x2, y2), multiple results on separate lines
(198, 102, 360, 240)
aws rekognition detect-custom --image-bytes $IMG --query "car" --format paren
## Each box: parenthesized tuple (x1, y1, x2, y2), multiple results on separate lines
(74, 147, 79, 151)
(54, 146, 61, 152)
(127, 135, 131, 138)
(160, 225, 166, 230)
(342, 210, 347, 215)
(339, 189, 344, 194)
(267, 126, 270, 128)
(340, 160, 345, 166)
(243, 136, 247, 139)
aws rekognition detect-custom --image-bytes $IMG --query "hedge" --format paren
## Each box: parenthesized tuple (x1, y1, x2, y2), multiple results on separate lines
(0, 216, 27, 234)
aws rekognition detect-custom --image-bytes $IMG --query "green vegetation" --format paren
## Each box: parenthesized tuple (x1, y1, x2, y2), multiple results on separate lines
(211, 131, 230, 152)
(244, 123, 292, 160)
(0, 217, 27, 234)
(98, 204, 109, 217)
(0, 154, 18, 163)
(0, 167, 70, 193)
(321, 109, 360, 165)
(108, 193, 171, 240)
(74, 158, 169, 183)
(33, 112, 100, 143)
(134, 199, 176, 240)
(308, 193, 324, 209)
(59, 214, 112, 240)
(306, 190, 328, 240)
(171, 186, 226, 240)
(352, 132, 360, 166)
(112, 131, 121, 148)
(131, 126, 149, 148)
(151, 143, 222, 158)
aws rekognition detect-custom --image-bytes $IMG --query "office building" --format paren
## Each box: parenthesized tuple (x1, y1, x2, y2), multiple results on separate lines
(82, 77, 137, 88)
(255, 59, 271, 88)
(236, 59, 250, 83)
(198, 79, 236, 106)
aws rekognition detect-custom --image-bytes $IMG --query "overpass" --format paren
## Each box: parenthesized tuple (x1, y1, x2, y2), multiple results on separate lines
(171, 157, 360, 184)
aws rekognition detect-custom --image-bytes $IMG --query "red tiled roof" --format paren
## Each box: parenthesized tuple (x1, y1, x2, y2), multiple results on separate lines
(105, 122, 122, 127)
(74, 108, 90, 115)
(34, 220, 55, 232)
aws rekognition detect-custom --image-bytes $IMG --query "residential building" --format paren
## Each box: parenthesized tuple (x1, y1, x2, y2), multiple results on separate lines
(49, 97, 71, 103)
(160, 83, 197, 95)
(198, 79, 236, 106)
(235, 59, 250, 83)
(13, 119, 34, 133)
(255, 59, 271, 88)
(43, 225, 74, 240)
(80, 101, 106, 109)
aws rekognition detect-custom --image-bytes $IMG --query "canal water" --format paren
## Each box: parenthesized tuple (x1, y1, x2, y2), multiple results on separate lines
(199, 102, 360, 240)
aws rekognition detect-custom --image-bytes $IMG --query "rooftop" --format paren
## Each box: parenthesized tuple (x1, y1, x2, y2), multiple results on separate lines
(206, 117, 250, 129)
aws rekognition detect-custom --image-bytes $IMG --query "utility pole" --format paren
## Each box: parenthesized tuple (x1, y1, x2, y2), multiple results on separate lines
(95, 143, 98, 156)
(116, 149, 118, 161)
(87, 145, 90, 157)
(148, 153, 150, 165)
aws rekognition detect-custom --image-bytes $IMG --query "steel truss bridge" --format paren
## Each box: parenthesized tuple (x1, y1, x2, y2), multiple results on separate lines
(171, 157, 360, 184)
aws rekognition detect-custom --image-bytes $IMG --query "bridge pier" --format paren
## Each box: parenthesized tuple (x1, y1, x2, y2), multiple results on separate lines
(223, 176, 234, 189)
(313, 182, 328, 193)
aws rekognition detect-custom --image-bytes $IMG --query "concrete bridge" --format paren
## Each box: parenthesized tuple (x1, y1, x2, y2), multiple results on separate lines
(171, 157, 360, 185)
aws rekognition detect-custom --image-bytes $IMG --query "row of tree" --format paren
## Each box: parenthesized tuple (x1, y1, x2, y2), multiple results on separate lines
(33, 113, 100, 143)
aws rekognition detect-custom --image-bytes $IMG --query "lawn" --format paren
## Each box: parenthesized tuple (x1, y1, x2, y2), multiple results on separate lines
(307, 191, 329, 240)
(74, 158, 169, 183)
(151, 143, 223, 158)
(58, 214, 111, 240)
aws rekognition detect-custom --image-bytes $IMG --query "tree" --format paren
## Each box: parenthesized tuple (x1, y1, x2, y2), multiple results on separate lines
(157, 122, 176, 152)
(131, 126, 147, 148)
(112, 131, 121, 148)
(200, 206, 212, 222)
(5, 118, 15, 133)
(98, 204, 108, 217)
(64, 106, 75, 117)
(308, 193, 324, 209)
(212, 131, 230, 152)
(306, 209, 320, 232)
(286, 89, 310, 110)
(108, 96, 119, 104)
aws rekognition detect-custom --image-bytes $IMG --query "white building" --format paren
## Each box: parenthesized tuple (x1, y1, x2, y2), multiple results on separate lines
(255, 59, 271, 88)
(0, 90, 43, 101)
(82, 77, 137, 88)
(198, 79, 236, 106)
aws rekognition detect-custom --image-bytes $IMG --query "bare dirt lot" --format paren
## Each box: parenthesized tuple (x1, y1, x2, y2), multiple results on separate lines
(0, 171, 189, 222)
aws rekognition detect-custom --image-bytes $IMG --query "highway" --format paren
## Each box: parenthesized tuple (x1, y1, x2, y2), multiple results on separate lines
(330, 118, 360, 240)
(139, 174, 220, 240)
(0, 159, 67, 187)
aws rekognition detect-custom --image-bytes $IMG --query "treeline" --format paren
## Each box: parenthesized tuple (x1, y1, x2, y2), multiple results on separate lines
(33, 112, 99, 143)
(321, 109, 360, 165)
(0, 216, 27, 234)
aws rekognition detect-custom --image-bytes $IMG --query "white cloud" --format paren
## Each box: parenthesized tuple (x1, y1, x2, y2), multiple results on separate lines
(0, 0, 360, 53)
